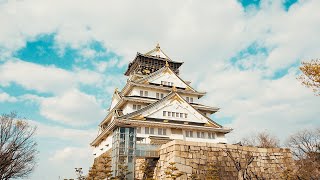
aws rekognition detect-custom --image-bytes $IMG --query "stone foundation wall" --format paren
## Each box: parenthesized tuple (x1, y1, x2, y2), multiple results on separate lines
(154, 140, 294, 180)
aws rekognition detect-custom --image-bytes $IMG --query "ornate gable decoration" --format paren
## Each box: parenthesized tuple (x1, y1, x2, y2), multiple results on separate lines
(136, 65, 196, 92)
(119, 92, 221, 127)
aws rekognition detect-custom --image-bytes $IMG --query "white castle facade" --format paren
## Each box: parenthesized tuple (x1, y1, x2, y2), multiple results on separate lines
(90, 44, 232, 178)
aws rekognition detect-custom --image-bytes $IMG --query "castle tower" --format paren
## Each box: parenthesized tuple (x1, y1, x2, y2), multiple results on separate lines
(90, 44, 232, 178)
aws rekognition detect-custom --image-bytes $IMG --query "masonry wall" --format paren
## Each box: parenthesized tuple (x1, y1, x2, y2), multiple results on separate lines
(153, 140, 294, 180)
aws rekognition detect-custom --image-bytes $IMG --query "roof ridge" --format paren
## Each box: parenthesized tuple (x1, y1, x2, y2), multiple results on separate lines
(144, 43, 172, 60)
(136, 65, 197, 92)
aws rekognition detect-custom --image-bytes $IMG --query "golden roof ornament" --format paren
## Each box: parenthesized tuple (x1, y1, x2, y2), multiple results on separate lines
(165, 60, 169, 67)
(172, 86, 177, 92)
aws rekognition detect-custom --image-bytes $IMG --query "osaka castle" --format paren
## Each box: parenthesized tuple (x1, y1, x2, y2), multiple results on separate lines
(90, 44, 232, 178)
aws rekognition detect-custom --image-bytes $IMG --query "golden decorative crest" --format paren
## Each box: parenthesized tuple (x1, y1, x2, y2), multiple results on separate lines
(185, 86, 193, 91)
(132, 114, 146, 121)
(172, 86, 177, 92)
(143, 80, 149, 84)
(163, 66, 172, 74)
(205, 122, 216, 127)
(170, 94, 183, 104)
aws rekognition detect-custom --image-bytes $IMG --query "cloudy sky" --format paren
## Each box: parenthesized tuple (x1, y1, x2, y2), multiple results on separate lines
(0, 0, 319, 179)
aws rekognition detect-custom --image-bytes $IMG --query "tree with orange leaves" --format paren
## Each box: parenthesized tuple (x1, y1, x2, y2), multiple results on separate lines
(298, 59, 320, 95)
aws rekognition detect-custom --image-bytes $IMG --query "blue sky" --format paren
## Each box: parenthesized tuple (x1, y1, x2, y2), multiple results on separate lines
(1, 0, 319, 179)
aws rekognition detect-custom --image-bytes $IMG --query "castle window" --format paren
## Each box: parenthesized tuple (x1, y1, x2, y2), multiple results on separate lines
(161, 81, 173, 86)
(140, 90, 143, 96)
(158, 128, 167, 135)
(161, 93, 164, 98)
(133, 104, 137, 110)
(176, 112, 180, 117)
(186, 131, 193, 137)
(185, 113, 188, 118)
(208, 133, 215, 139)
(156, 93, 159, 99)
(145, 127, 149, 134)
(168, 112, 171, 117)
(186, 97, 189, 102)
(163, 111, 167, 116)
(180, 113, 183, 118)
(190, 97, 194, 103)
(150, 128, 154, 134)
(172, 112, 175, 117)
(144, 91, 148, 97)
(137, 127, 141, 133)
(197, 132, 204, 138)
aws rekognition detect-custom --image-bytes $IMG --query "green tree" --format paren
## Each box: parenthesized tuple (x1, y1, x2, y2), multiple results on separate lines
(114, 163, 131, 180)
(87, 164, 98, 180)
(164, 162, 183, 180)
(205, 162, 220, 180)
(97, 153, 113, 180)
(140, 160, 154, 180)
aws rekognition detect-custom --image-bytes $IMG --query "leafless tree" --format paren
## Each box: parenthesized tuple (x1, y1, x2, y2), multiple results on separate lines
(286, 128, 320, 179)
(0, 112, 37, 180)
(241, 131, 280, 148)
(223, 148, 262, 180)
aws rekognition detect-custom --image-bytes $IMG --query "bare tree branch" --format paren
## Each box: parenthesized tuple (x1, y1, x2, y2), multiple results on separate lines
(0, 112, 37, 180)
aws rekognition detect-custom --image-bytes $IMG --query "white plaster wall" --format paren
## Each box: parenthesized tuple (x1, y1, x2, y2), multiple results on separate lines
(183, 130, 227, 143)
(122, 102, 146, 115)
(170, 134, 184, 140)
(110, 94, 120, 110)
(147, 101, 207, 124)
(129, 88, 141, 96)
(135, 126, 227, 144)
(122, 103, 134, 115)
(129, 87, 168, 99)
(180, 94, 198, 103)
(129, 87, 198, 104)
(93, 134, 113, 158)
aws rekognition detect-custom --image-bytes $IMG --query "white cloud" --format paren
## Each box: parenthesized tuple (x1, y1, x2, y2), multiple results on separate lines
(199, 65, 320, 143)
(0, 0, 317, 141)
(0, 0, 320, 179)
(17, 120, 97, 180)
(0, 60, 104, 94)
(33, 146, 93, 180)
(29, 120, 96, 143)
(0, 60, 76, 94)
(50, 146, 92, 162)
(37, 90, 105, 126)
(0, 92, 17, 102)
